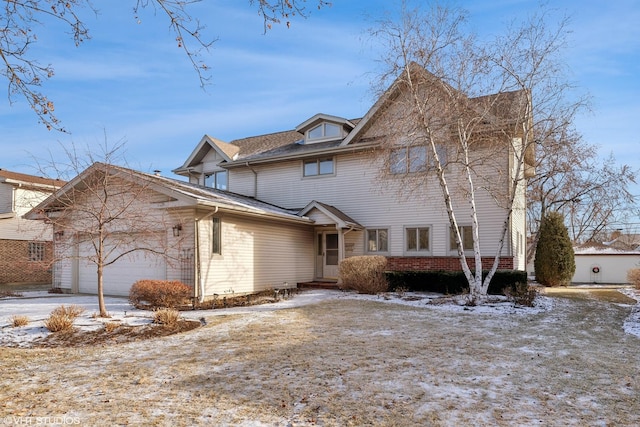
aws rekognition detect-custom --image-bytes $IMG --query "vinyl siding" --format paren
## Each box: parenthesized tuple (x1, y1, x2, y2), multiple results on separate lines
(230, 150, 517, 258)
(0, 183, 12, 213)
(198, 213, 314, 296)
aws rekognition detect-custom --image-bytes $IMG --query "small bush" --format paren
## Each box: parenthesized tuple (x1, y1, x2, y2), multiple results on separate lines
(627, 268, 640, 289)
(339, 255, 388, 294)
(129, 280, 192, 309)
(103, 322, 120, 333)
(10, 315, 29, 327)
(153, 308, 180, 327)
(504, 282, 537, 307)
(44, 312, 74, 332)
(51, 304, 85, 320)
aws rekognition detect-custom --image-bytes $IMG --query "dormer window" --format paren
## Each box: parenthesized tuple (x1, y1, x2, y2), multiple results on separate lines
(308, 123, 341, 141)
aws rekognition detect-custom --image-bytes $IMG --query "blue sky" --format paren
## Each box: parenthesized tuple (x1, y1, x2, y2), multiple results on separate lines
(2, 0, 639, 208)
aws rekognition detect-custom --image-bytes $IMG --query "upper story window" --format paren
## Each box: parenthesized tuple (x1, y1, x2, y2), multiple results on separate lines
(303, 158, 334, 177)
(390, 144, 448, 174)
(390, 146, 427, 174)
(307, 123, 342, 142)
(205, 170, 228, 190)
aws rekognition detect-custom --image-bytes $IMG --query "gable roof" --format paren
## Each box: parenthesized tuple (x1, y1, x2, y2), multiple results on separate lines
(298, 201, 363, 230)
(0, 169, 65, 190)
(295, 113, 356, 134)
(27, 163, 313, 225)
(173, 135, 241, 173)
(175, 63, 533, 172)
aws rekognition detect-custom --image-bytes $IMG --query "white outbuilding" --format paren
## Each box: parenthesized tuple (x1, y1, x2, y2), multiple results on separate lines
(572, 243, 640, 284)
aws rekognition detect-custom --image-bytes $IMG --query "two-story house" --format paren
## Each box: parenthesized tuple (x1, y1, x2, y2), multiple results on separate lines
(31, 68, 532, 298)
(0, 169, 64, 285)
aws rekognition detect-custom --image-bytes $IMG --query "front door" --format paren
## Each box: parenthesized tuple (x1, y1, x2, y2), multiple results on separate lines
(317, 231, 339, 279)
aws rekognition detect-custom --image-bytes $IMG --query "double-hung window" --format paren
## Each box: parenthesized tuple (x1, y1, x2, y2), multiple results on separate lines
(367, 228, 388, 252)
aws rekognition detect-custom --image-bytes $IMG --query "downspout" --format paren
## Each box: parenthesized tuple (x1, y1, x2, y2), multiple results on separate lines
(195, 206, 219, 303)
(245, 162, 258, 198)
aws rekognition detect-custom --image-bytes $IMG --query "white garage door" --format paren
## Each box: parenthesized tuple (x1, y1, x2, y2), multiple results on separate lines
(78, 240, 166, 296)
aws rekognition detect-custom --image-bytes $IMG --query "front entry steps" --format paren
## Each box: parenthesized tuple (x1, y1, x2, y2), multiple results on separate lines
(297, 281, 340, 290)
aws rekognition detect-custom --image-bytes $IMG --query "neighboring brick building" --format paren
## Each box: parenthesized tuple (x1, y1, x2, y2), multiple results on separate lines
(0, 169, 64, 285)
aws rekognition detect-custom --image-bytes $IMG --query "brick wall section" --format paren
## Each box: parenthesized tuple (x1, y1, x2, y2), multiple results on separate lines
(0, 239, 53, 284)
(386, 256, 514, 271)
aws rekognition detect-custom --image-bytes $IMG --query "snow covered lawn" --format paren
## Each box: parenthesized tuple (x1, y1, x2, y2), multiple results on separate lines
(0, 288, 639, 425)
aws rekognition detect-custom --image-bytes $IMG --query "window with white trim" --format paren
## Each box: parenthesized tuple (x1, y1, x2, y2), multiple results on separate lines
(367, 228, 388, 252)
(205, 170, 228, 190)
(303, 158, 334, 177)
(405, 226, 431, 253)
(450, 225, 473, 251)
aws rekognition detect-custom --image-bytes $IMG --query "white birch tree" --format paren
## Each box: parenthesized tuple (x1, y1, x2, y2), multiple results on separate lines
(370, 1, 584, 302)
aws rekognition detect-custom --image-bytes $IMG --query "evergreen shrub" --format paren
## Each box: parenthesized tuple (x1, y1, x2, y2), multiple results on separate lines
(534, 211, 575, 286)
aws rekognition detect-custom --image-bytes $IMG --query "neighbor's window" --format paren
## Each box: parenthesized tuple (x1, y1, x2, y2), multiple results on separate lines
(205, 170, 228, 190)
(450, 225, 473, 251)
(406, 227, 430, 252)
(303, 158, 334, 177)
(28, 242, 45, 262)
(307, 123, 342, 141)
(367, 228, 388, 252)
(212, 217, 221, 255)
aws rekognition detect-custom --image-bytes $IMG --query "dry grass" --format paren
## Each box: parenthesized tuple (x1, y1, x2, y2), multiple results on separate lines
(43, 312, 74, 332)
(153, 308, 180, 326)
(103, 321, 120, 333)
(0, 294, 639, 426)
(51, 304, 85, 320)
(10, 315, 29, 327)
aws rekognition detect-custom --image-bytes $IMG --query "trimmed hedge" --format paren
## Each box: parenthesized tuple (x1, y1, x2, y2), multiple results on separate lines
(339, 255, 389, 294)
(386, 270, 528, 295)
(129, 280, 192, 309)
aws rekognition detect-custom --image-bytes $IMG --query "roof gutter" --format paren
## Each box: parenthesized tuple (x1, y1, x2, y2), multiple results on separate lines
(223, 140, 380, 169)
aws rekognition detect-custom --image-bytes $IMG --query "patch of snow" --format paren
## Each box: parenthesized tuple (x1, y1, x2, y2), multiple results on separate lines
(1, 286, 639, 347)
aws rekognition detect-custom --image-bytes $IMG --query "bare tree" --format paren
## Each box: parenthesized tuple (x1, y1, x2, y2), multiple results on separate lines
(370, 2, 584, 301)
(0, 0, 328, 131)
(527, 126, 636, 256)
(29, 140, 182, 316)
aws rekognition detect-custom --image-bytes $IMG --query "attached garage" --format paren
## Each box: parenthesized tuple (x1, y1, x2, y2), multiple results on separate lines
(77, 239, 166, 296)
